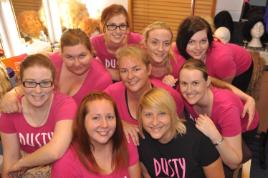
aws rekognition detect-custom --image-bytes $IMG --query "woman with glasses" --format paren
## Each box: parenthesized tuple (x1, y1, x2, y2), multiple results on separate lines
(0, 29, 112, 112)
(90, 4, 143, 81)
(0, 54, 77, 177)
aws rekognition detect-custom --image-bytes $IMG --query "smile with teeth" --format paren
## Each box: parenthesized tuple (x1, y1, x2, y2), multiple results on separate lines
(97, 130, 109, 136)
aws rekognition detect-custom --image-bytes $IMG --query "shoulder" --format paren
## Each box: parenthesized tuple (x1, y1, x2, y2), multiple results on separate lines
(128, 32, 143, 43)
(104, 82, 125, 93)
(90, 34, 104, 45)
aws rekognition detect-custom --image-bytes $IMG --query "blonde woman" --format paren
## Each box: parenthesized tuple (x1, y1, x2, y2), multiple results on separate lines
(138, 88, 224, 178)
(143, 21, 184, 87)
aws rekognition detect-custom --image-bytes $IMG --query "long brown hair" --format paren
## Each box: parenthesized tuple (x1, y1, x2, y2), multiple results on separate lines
(72, 91, 128, 173)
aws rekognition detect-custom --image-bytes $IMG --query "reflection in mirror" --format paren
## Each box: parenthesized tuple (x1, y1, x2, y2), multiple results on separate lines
(11, 0, 51, 54)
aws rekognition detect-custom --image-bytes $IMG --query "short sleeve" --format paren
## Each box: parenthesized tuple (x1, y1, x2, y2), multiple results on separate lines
(127, 141, 139, 166)
(0, 113, 17, 133)
(215, 106, 242, 137)
(53, 94, 77, 122)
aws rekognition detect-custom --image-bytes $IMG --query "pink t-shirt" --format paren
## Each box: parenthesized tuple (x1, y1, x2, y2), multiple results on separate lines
(104, 79, 184, 125)
(185, 87, 259, 137)
(150, 54, 185, 81)
(51, 141, 139, 178)
(90, 32, 143, 69)
(172, 41, 252, 80)
(0, 92, 77, 153)
(50, 52, 113, 104)
(225, 43, 252, 76)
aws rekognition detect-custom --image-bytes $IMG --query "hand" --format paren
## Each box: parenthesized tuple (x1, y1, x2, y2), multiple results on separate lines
(162, 75, 178, 87)
(242, 96, 256, 129)
(122, 121, 142, 146)
(0, 89, 22, 113)
(195, 114, 222, 143)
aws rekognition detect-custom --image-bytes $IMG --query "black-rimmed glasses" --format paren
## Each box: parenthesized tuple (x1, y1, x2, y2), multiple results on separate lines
(106, 24, 128, 31)
(22, 80, 53, 88)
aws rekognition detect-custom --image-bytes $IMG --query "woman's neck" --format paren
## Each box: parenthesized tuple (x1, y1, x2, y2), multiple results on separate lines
(194, 89, 213, 116)
(127, 80, 152, 100)
(22, 93, 54, 126)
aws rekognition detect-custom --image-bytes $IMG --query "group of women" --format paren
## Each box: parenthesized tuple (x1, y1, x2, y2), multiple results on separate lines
(0, 3, 259, 178)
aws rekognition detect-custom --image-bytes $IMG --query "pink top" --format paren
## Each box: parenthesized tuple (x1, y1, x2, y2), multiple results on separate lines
(225, 43, 252, 76)
(172, 41, 252, 80)
(50, 52, 113, 104)
(90, 32, 143, 69)
(104, 79, 184, 125)
(0, 92, 77, 153)
(185, 87, 259, 137)
(150, 54, 185, 81)
(51, 141, 139, 178)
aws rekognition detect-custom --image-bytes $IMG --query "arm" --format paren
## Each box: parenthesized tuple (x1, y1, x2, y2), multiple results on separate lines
(140, 162, 151, 178)
(203, 158, 225, 178)
(1, 133, 21, 178)
(196, 114, 242, 169)
(122, 120, 141, 146)
(107, 68, 120, 81)
(0, 86, 22, 113)
(9, 120, 73, 172)
(210, 76, 255, 128)
(128, 162, 141, 178)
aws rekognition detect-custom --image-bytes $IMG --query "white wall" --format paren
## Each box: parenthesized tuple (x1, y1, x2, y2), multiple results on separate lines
(84, 0, 128, 19)
(215, 0, 244, 22)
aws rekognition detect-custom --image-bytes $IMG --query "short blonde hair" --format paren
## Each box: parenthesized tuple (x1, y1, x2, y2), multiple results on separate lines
(138, 88, 186, 136)
(116, 45, 150, 67)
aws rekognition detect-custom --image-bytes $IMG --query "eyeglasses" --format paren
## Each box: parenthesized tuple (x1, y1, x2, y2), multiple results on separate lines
(106, 24, 128, 31)
(22, 80, 53, 88)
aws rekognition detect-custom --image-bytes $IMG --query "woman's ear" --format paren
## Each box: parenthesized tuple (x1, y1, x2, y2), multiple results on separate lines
(206, 77, 211, 87)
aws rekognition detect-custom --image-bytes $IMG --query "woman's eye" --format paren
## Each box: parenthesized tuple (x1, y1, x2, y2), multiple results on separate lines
(159, 112, 166, 116)
(144, 113, 152, 118)
(106, 115, 115, 120)
(92, 116, 100, 120)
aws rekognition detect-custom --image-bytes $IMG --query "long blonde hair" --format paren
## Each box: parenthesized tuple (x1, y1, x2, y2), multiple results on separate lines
(138, 88, 186, 136)
(143, 21, 175, 73)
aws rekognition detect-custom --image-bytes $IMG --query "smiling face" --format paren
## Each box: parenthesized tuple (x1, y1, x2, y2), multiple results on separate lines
(118, 55, 151, 94)
(179, 68, 209, 105)
(22, 66, 54, 108)
(62, 43, 92, 76)
(141, 106, 173, 143)
(85, 99, 116, 146)
(145, 29, 172, 64)
(105, 14, 129, 45)
(186, 29, 209, 60)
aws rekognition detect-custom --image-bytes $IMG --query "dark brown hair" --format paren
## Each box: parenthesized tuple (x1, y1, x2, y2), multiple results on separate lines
(72, 91, 128, 173)
(60, 28, 92, 52)
(19, 53, 56, 82)
(176, 16, 213, 60)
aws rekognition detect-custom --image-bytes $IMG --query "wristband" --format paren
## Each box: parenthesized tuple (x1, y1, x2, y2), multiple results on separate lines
(213, 137, 224, 146)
